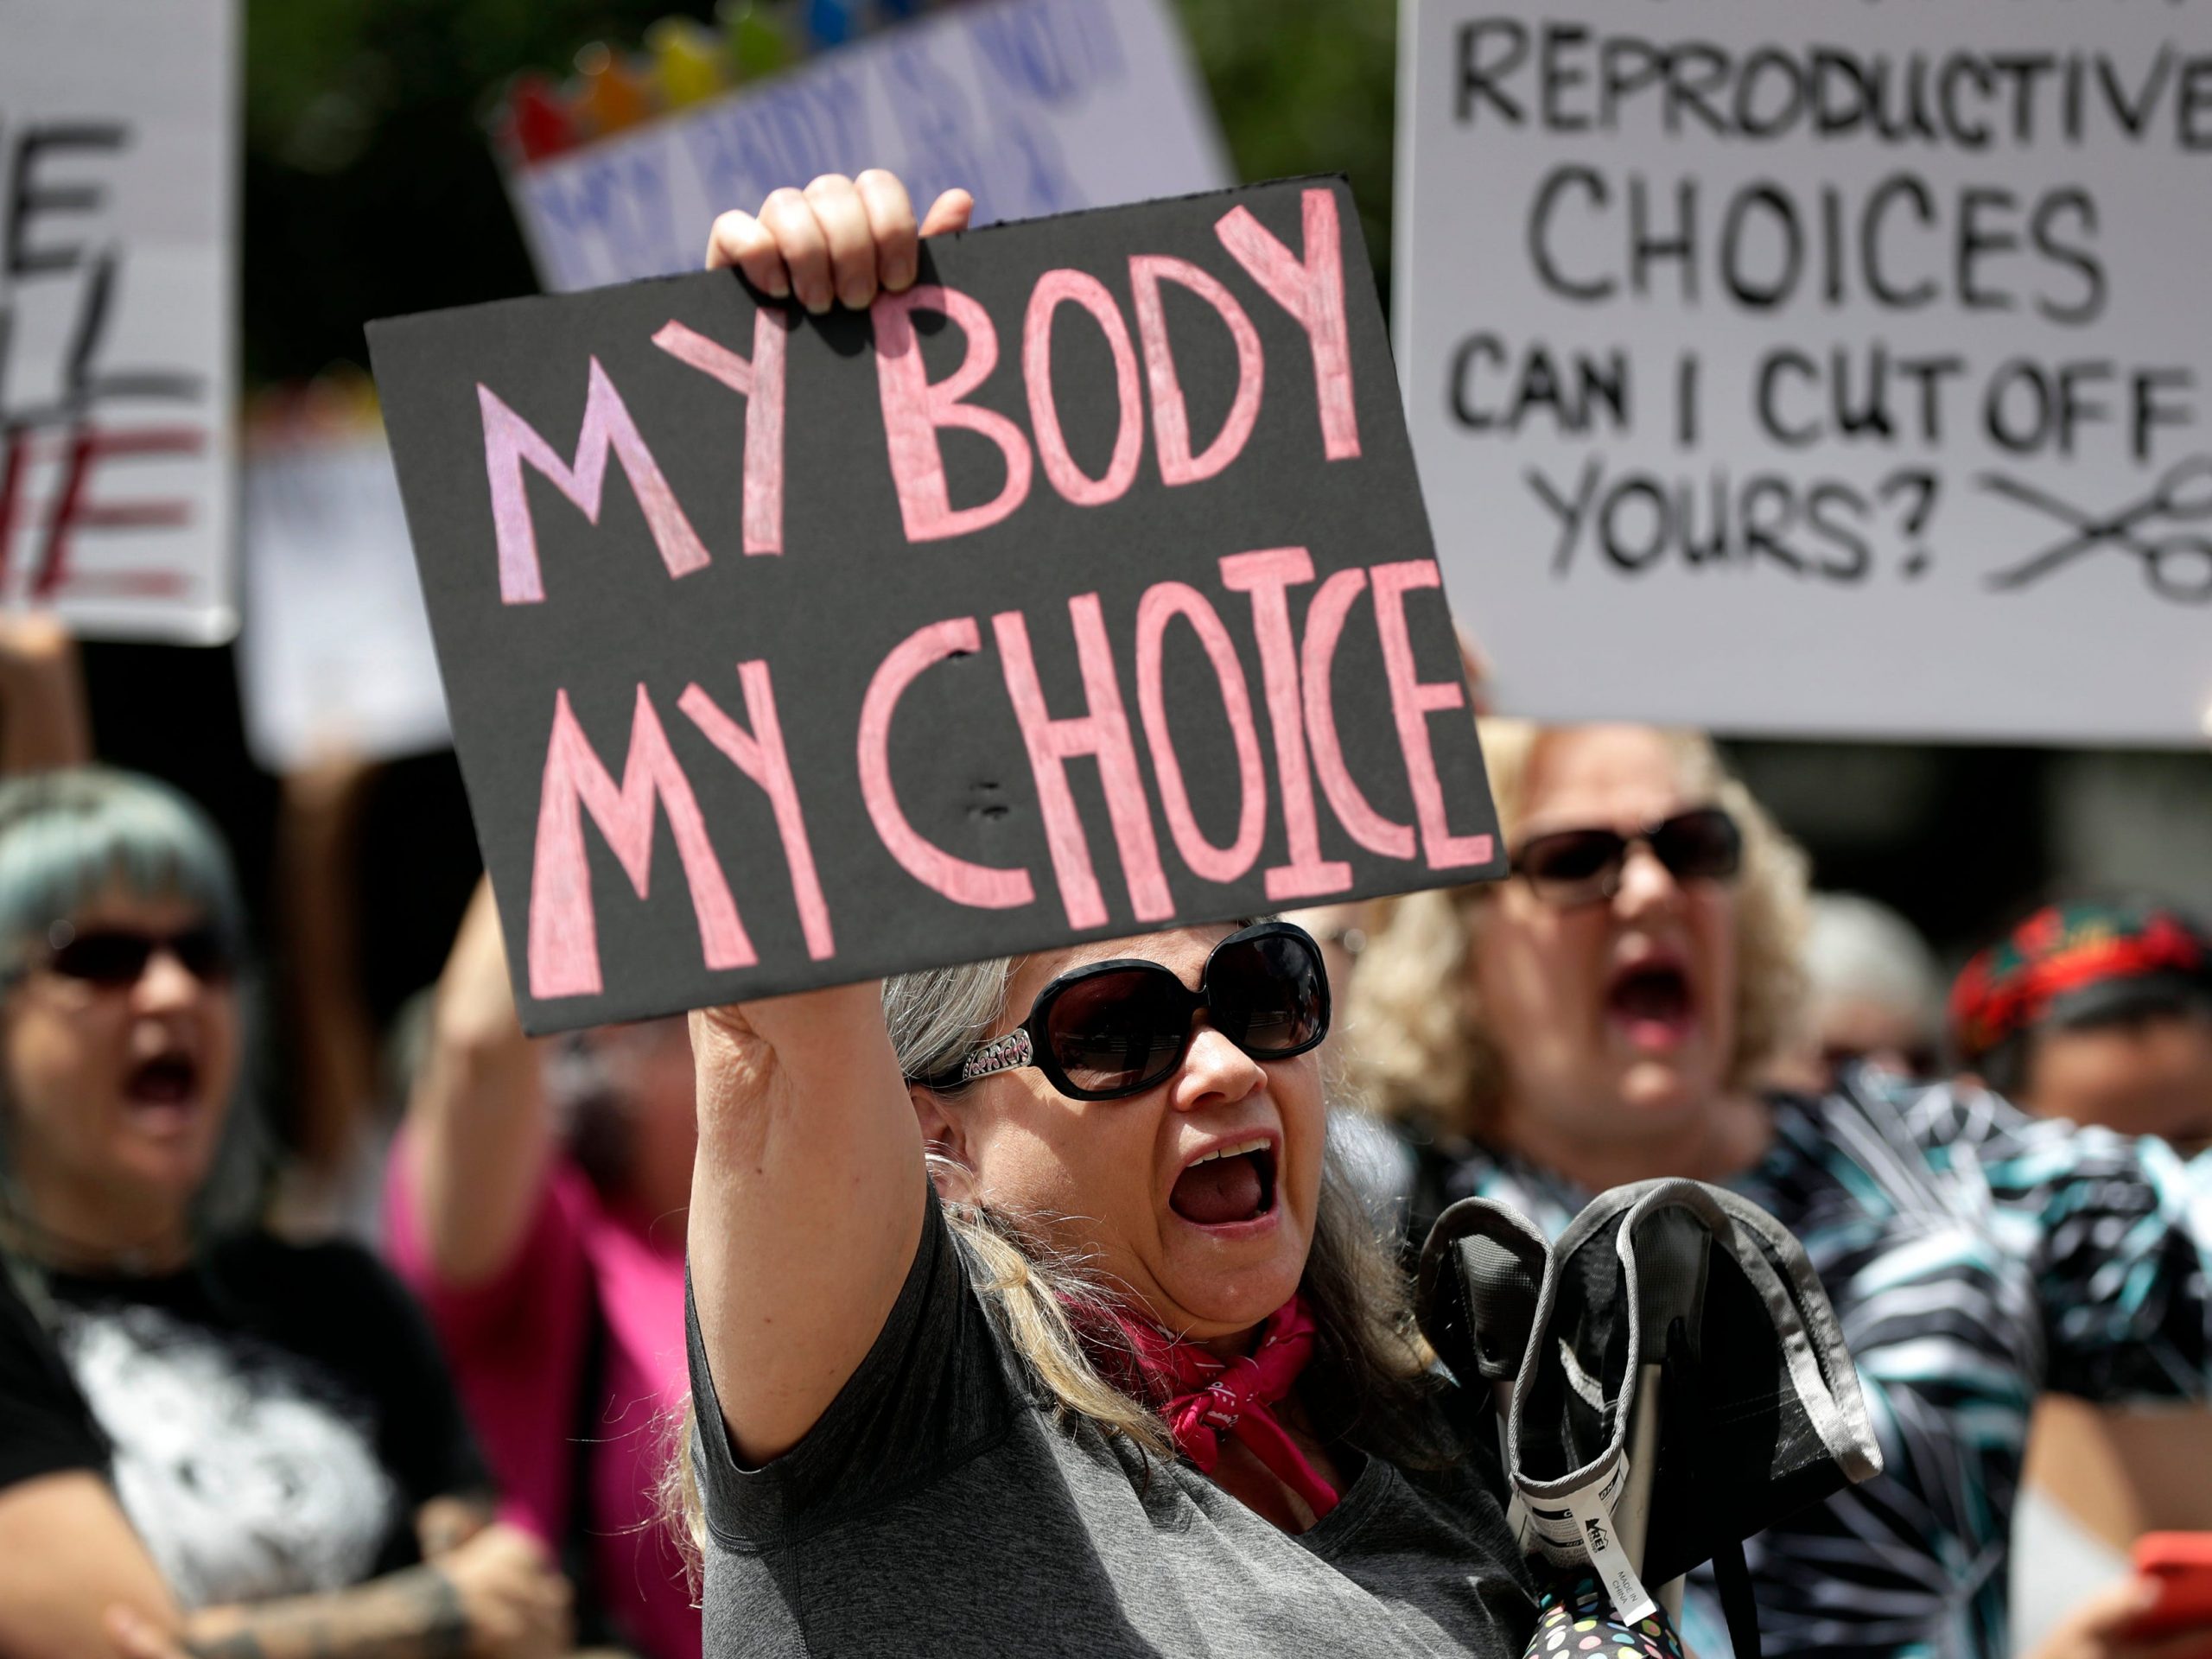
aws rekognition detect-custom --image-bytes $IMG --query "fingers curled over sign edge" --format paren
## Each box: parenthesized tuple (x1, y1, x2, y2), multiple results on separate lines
(854, 169, 920, 295)
(704, 207, 792, 300)
(760, 186, 835, 315)
(804, 174, 882, 311)
(705, 175, 975, 308)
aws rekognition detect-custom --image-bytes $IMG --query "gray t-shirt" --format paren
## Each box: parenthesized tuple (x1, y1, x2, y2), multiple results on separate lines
(686, 1191, 1536, 1656)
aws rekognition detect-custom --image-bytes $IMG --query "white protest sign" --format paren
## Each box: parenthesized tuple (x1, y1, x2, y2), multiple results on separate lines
(0, 0, 238, 643)
(238, 418, 448, 773)
(1396, 0, 2212, 745)
(506, 0, 1230, 293)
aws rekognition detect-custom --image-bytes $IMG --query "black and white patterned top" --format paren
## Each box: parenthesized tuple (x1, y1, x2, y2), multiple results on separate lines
(17, 1234, 487, 1608)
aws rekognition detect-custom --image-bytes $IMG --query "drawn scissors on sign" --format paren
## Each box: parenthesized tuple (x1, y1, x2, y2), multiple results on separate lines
(1980, 456, 2212, 604)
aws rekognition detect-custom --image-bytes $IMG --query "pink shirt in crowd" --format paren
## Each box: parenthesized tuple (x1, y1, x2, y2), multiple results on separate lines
(386, 1139, 700, 1659)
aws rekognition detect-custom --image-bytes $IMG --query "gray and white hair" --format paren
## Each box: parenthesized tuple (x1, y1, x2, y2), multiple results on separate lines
(883, 957, 1016, 1088)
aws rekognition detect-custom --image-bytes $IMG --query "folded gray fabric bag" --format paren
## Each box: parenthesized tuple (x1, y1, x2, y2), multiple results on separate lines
(1420, 1179, 1884, 1656)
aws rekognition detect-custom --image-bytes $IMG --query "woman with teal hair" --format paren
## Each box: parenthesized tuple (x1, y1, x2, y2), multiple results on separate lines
(0, 766, 571, 1658)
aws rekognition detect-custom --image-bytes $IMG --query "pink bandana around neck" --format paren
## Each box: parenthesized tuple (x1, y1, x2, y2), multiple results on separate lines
(1122, 1295, 1340, 1521)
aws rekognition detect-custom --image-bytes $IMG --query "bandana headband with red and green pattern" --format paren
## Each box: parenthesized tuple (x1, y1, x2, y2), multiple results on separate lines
(1949, 902, 2212, 1066)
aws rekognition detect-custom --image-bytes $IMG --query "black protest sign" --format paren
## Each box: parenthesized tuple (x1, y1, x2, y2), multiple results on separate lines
(368, 178, 1502, 1034)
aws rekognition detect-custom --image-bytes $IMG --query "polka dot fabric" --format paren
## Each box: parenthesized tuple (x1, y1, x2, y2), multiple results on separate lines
(1528, 1577, 1683, 1659)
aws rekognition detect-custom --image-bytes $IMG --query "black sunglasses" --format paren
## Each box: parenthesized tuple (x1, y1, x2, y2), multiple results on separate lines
(1510, 805, 1743, 908)
(939, 921, 1331, 1102)
(42, 925, 236, 988)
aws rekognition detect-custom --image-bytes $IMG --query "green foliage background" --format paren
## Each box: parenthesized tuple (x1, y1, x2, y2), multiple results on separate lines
(240, 0, 1397, 383)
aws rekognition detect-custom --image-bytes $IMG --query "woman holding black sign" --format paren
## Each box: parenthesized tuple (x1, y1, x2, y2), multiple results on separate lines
(681, 918, 1555, 1656)
(669, 164, 1558, 1659)
(1352, 719, 2212, 1659)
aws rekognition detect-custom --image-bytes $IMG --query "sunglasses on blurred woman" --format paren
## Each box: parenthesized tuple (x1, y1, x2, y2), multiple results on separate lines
(1509, 805, 1744, 908)
(29, 923, 237, 988)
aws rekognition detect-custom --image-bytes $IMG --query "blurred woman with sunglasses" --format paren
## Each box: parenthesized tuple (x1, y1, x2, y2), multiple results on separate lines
(1354, 721, 2212, 1659)
(0, 767, 571, 1658)
(668, 174, 1538, 1659)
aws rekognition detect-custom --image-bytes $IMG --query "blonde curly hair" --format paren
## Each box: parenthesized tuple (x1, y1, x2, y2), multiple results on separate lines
(1349, 721, 1810, 1140)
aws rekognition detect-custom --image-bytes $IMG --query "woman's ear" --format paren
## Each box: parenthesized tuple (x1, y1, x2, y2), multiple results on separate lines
(909, 1084, 978, 1205)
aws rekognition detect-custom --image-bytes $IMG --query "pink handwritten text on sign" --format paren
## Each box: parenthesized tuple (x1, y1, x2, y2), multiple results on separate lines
(530, 556, 1486, 998)
(482, 188, 1358, 588)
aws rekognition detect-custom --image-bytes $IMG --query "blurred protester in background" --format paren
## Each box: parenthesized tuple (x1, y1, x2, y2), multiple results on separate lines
(1771, 892, 1944, 1091)
(1953, 899, 2212, 1147)
(389, 880, 699, 1659)
(1949, 900, 2212, 1654)
(0, 768, 569, 1656)
(1352, 720, 2212, 1659)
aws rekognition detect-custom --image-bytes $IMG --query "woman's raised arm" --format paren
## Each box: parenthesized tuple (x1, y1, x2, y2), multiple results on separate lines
(400, 879, 554, 1286)
(687, 984, 925, 1464)
(685, 171, 974, 1465)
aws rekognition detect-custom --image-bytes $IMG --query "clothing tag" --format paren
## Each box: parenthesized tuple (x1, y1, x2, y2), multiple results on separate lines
(1561, 1472, 1656, 1627)
(1519, 1459, 1654, 1624)
(1519, 1457, 1629, 1558)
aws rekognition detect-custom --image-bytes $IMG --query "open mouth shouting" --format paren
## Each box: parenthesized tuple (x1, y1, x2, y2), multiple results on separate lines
(1168, 1135, 1280, 1230)
(121, 1045, 205, 1135)
(1604, 949, 1700, 1053)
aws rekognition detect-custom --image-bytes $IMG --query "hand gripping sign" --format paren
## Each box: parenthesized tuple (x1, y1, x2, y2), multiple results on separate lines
(368, 179, 1503, 1033)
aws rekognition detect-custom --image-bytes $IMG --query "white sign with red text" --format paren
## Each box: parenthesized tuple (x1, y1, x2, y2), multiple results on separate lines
(0, 0, 238, 643)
